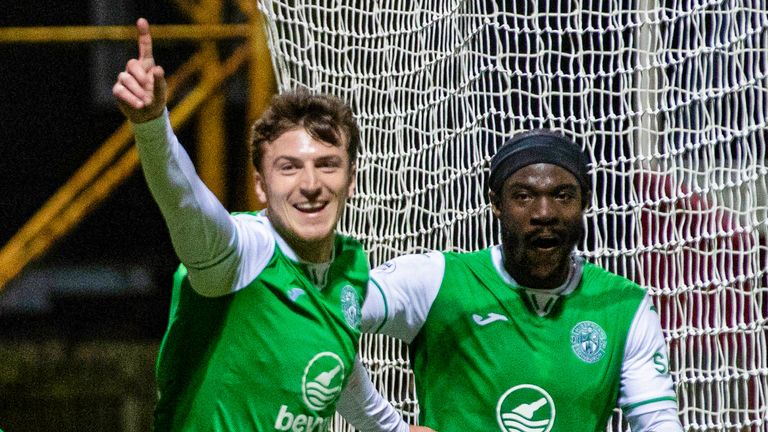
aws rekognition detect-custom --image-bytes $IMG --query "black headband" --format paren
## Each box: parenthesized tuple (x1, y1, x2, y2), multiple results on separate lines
(489, 130, 590, 195)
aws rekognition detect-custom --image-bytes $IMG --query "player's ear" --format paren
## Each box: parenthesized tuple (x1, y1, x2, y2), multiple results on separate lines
(488, 189, 502, 218)
(346, 162, 357, 197)
(254, 170, 267, 204)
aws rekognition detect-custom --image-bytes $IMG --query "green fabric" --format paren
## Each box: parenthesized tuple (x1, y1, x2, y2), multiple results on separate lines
(411, 248, 645, 432)
(153, 224, 368, 432)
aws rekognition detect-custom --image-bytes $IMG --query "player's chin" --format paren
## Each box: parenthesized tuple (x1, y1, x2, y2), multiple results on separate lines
(290, 203, 343, 240)
(292, 220, 337, 243)
(527, 248, 570, 272)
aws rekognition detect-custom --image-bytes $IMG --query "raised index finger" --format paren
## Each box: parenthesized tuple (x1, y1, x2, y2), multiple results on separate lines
(136, 18, 153, 63)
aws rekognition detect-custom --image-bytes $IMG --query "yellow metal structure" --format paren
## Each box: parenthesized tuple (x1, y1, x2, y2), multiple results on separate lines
(0, 1, 275, 291)
(0, 24, 252, 43)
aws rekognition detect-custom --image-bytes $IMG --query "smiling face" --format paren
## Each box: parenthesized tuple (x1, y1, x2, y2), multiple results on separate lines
(254, 128, 355, 262)
(490, 163, 587, 289)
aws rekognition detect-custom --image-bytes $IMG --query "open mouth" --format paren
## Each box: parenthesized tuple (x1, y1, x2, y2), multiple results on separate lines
(530, 236, 560, 250)
(294, 202, 328, 214)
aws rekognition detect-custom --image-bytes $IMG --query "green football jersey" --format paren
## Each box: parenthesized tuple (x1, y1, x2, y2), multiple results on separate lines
(410, 249, 646, 432)
(153, 233, 368, 431)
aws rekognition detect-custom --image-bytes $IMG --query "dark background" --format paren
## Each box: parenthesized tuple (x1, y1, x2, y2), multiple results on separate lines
(0, 3, 261, 430)
(0, 1, 258, 340)
(2, 1, 177, 340)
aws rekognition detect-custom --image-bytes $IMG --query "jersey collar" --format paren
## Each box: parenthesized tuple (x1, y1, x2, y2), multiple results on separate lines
(490, 245, 584, 316)
(257, 211, 334, 289)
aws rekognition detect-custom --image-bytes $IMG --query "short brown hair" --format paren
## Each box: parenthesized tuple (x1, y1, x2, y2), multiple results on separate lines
(250, 89, 360, 172)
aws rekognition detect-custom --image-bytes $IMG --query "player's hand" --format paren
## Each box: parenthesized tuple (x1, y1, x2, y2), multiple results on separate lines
(112, 18, 167, 123)
(409, 426, 437, 432)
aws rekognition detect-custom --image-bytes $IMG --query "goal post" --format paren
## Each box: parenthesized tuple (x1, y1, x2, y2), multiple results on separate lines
(258, 1, 768, 430)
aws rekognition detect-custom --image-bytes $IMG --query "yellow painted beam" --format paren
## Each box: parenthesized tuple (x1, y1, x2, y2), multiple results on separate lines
(171, 0, 204, 22)
(196, 0, 228, 203)
(233, 0, 260, 20)
(0, 24, 250, 44)
(0, 44, 250, 291)
(238, 10, 276, 211)
(0, 50, 206, 289)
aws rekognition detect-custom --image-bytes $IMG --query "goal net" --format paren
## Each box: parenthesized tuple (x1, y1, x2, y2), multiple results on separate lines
(258, 0, 768, 430)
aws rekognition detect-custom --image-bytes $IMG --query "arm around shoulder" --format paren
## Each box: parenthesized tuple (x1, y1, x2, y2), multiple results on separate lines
(361, 252, 445, 342)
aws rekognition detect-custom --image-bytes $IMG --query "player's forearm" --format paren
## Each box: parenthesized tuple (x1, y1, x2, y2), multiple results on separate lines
(133, 110, 236, 267)
(336, 358, 409, 432)
(627, 407, 683, 431)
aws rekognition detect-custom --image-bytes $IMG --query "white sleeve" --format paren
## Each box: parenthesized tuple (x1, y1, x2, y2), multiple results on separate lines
(336, 358, 409, 432)
(628, 408, 684, 432)
(133, 112, 273, 297)
(620, 295, 682, 431)
(361, 252, 444, 343)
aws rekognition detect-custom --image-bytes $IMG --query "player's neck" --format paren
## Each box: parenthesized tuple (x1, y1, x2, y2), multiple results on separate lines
(285, 234, 335, 263)
(507, 269, 568, 290)
(502, 252, 572, 290)
(266, 213, 335, 263)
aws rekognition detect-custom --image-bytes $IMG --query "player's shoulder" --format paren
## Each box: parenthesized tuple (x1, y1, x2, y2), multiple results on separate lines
(441, 247, 493, 271)
(231, 211, 274, 236)
(442, 247, 491, 259)
(334, 232, 366, 253)
(373, 251, 444, 275)
(231, 210, 265, 222)
(581, 261, 645, 296)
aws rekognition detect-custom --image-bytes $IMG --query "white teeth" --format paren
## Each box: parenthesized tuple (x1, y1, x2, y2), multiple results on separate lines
(296, 202, 325, 211)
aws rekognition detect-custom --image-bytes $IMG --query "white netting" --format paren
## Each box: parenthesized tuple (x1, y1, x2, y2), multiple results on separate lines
(258, 0, 768, 430)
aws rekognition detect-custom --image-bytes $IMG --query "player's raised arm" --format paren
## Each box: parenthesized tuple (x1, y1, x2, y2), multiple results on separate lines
(111, 18, 268, 297)
(113, 18, 166, 123)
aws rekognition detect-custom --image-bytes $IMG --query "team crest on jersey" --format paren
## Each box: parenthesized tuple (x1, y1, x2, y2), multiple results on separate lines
(496, 384, 555, 432)
(340, 285, 361, 329)
(302, 352, 345, 411)
(570, 321, 607, 363)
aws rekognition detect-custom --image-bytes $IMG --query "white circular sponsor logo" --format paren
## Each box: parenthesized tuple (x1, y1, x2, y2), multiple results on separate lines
(496, 384, 555, 432)
(570, 321, 607, 363)
(302, 352, 345, 411)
